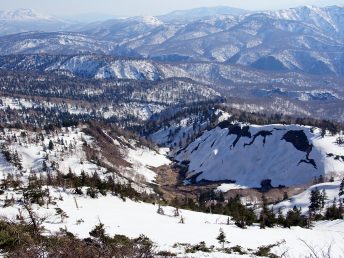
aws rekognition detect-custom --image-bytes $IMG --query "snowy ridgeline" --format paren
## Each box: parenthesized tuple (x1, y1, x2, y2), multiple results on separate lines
(1, 54, 341, 90)
(0, 96, 166, 121)
(0, 185, 344, 257)
(0, 126, 170, 190)
(175, 122, 344, 187)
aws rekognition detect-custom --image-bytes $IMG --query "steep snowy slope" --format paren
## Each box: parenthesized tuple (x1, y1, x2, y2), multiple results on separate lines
(176, 121, 344, 187)
(0, 125, 170, 189)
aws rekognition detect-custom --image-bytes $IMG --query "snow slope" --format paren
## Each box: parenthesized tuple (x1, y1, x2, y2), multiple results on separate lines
(0, 187, 343, 257)
(176, 122, 344, 187)
(274, 181, 344, 215)
(0, 126, 170, 187)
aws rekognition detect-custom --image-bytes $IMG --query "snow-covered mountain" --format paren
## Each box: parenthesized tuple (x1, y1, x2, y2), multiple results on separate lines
(0, 9, 72, 36)
(174, 120, 344, 187)
(1, 6, 344, 76)
(136, 6, 344, 75)
(0, 32, 137, 56)
(159, 6, 249, 22)
(267, 5, 344, 37)
(1, 54, 341, 89)
(0, 8, 55, 21)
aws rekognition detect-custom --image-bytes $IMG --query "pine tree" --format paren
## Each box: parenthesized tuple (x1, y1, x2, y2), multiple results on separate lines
(216, 228, 226, 249)
(339, 178, 344, 197)
(89, 222, 106, 240)
(259, 195, 275, 228)
(48, 140, 54, 150)
(277, 208, 285, 226)
(284, 206, 307, 228)
(325, 198, 343, 220)
(318, 175, 324, 184)
(42, 160, 47, 172)
(321, 189, 328, 209)
(309, 188, 321, 212)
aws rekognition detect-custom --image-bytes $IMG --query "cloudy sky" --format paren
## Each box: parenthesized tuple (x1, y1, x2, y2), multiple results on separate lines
(0, 0, 343, 17)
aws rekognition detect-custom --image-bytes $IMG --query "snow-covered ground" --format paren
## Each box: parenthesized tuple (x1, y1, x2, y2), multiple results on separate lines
(0, 186, 343, 258)
(125, 147, 170, 183)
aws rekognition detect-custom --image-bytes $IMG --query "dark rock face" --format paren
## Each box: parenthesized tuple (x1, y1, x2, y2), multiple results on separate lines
(282, 130, 312, 152)
(244, 130, 273, 147)
(217, 120, 232, 129)
(282, 130, 317, 169)
(227, 124, 252, 148)
(218, 122, 252, 148)
(298, 158, 317, 169)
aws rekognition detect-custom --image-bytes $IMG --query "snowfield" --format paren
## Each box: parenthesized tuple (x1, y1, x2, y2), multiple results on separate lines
(0, 186, 343, 258)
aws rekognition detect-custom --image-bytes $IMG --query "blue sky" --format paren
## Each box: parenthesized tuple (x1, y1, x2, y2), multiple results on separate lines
(0, 0, 343, 17)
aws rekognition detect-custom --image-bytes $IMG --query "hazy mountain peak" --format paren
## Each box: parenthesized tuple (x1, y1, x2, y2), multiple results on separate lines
(0, 8, 54, 21)
(160, 6, 249, 22)
(126, 15, 163, 26)
(140, 16, 163, 26)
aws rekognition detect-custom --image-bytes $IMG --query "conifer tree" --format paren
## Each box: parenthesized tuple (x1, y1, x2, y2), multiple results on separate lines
(216, 228, 226, 249)
(309, 188, 321, 212)
(259, 195, 275, 228)
(48, 140, 54, 150)
(321, 189, 328, 208)
(339, 178, 344, 197)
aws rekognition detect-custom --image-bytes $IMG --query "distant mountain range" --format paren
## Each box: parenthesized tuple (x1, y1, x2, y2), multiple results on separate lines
(0, 6, 343, 77)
